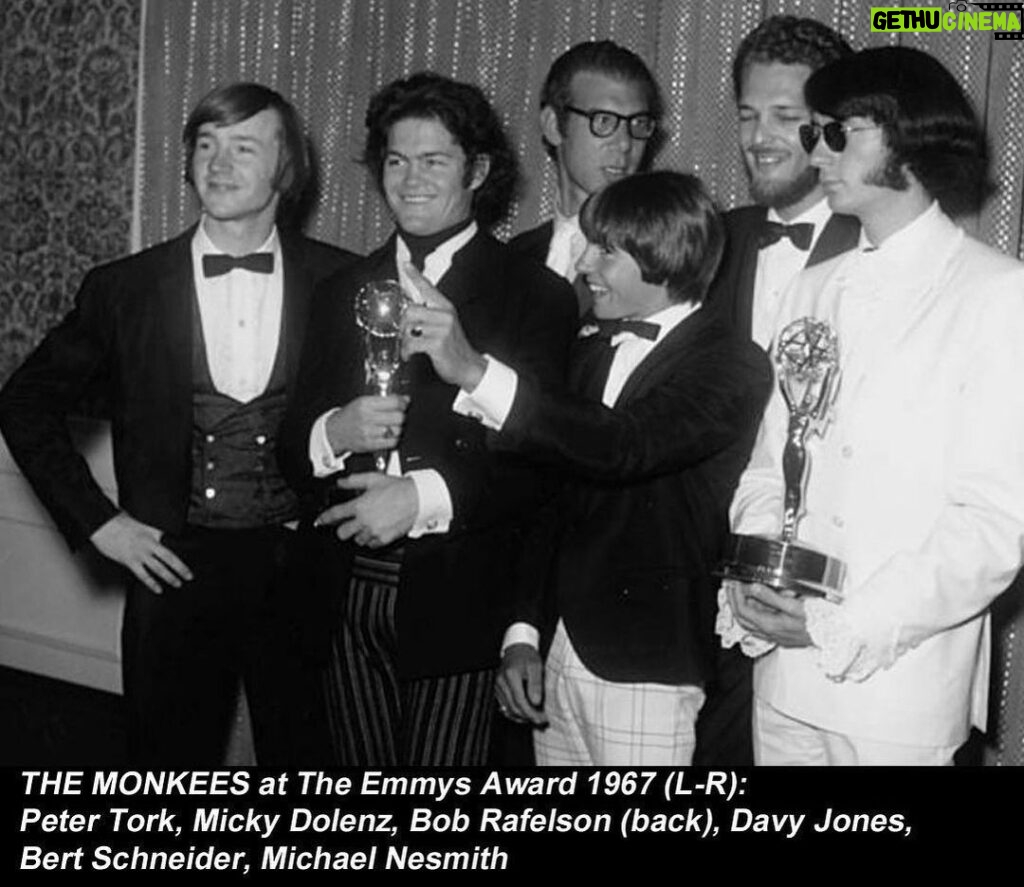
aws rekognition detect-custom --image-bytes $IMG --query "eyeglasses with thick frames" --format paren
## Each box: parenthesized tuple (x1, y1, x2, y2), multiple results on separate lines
(799, 120, 881, 154)
(565, 106, 657, 140)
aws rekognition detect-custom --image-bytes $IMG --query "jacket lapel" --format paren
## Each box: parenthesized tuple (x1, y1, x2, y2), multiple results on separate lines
(807, 213, 860, 268)
(514, 220, 554, 265)
(279, 230, 314, 401)
(150, 230, 196, 452)
(723, 207, 766, 339)
(615, 308, 709, 405)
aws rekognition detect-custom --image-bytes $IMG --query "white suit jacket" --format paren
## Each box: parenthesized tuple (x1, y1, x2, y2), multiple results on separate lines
(729, 203, 1024, 746)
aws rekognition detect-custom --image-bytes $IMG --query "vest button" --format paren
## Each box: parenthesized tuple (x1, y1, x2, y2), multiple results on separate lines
(205, 434, 215, 443)
(205, 487, 216, 499)
(256, 435, 267, 446)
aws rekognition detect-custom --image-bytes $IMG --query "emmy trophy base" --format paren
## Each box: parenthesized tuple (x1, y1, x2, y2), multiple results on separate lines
(716, 534, 845, 603)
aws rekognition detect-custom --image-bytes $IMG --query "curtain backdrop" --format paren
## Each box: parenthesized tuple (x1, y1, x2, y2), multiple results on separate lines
(137, 0, 1024, 257)
(137, 0, 1024, 766)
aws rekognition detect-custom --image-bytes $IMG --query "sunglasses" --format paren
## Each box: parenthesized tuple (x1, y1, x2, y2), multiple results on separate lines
(565, 106, 657, 140)
(798, 120, 881, 153)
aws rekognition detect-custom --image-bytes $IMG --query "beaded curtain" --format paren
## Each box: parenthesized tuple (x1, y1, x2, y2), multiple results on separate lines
(137, 0, 1024, 766)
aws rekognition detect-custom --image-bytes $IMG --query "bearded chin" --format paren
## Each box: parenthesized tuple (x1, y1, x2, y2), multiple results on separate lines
(749, 165, 820, 211)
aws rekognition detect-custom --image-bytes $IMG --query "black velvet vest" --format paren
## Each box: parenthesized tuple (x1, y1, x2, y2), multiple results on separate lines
(186, 295, 297, 528)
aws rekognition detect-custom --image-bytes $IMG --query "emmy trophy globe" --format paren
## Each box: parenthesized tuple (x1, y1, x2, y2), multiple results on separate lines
(717, 317, 846, 602)
(354, 279, 410, 471)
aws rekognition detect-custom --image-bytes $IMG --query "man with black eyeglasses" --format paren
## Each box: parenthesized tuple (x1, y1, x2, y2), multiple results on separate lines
(509, 40, 662, 316)
(695, 14, 857, 768)
(718, 46, 1024, 766)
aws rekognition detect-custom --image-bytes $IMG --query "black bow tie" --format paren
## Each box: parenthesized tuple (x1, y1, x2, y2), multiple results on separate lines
(758, 221, 814, 251)
(591, 318, 660, 342)
(202, 252, 274, 278)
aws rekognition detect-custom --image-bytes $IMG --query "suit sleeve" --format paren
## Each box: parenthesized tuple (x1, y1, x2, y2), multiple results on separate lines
(277, 276, 361, 500)
(435, 262, 577, 535)
(0, 268, 120, 549)
(500, 334, 772, 484)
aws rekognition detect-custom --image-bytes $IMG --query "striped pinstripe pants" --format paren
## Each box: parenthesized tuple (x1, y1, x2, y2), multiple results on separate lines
(323, 553, 494, 766)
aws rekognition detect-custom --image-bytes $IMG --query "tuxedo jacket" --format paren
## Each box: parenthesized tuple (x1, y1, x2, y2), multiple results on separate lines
(508, 220, 554, 266)
(505, 308, 772, 685)
(277, 229, 578, 680)
(708, 205, 861, 339)
(509, 219, 595, 317)
(0, 227, 358, 550)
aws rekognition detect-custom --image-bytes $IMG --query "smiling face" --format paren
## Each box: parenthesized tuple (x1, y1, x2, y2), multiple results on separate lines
(381, 116, 488, 236)
(737, 61, 821, 219)
(576, 241, 671, 320)
(191, 107, 282, 234)
(543, 71, 652, 216)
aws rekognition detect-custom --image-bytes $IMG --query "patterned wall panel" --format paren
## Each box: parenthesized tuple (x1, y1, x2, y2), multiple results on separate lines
(0, 0, 140, 383)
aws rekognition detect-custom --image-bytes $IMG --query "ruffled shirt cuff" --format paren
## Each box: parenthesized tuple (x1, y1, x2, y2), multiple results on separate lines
(804, 596, 900, 682)
(715, 585, 777, 658)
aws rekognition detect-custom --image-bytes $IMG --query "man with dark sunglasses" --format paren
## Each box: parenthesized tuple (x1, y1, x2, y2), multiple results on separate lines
(719, 46, 1024, 766)
(509, 40, 662, 315)
(696, 14, 856, 768)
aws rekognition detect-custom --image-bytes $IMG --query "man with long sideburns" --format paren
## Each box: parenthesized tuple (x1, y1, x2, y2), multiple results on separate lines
(0, 83, 357, 764)
(718, 47, 1024, 765)
(696, 14, 857, 767)
(278, 72, 576, 766)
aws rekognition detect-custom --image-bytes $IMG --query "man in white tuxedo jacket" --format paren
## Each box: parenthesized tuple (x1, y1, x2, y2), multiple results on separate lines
(718, 46, 1024, 765)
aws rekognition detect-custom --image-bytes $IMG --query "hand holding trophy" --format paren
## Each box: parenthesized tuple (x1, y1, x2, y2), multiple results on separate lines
(355, 279, 411, 470)
(717, 317, 846, 602)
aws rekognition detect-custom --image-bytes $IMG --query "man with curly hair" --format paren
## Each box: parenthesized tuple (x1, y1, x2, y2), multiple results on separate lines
(278, 72, 576, 765)
(697, 15, 857, 766)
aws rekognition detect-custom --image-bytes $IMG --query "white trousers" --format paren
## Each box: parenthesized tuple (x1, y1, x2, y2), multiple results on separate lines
(754, 699, 959, 766)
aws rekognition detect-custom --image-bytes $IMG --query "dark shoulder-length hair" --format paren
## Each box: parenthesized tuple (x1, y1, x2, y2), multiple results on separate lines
(580, 171, 724, 305)
(363, 72, 518, 228)
(805, 46, 993, 217)
(183, 82, 314, 227)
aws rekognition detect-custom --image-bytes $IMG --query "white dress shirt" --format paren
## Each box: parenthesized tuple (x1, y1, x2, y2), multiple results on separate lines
(718, 202, 1024, 746)
(545, 209, 586, 281)
(307, 223, 479, 538)
(454, 301, 701, 650)
(751, 198, 834, 350)
(190, 222, 282, 403)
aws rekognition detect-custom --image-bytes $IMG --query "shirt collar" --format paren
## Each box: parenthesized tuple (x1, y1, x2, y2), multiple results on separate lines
(396, 221, 478, 296)
(194, 219, 279, 256)
(856, 200, 942, 255)
(552, 205, 581, 238)
(642, 301, 700, 343)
